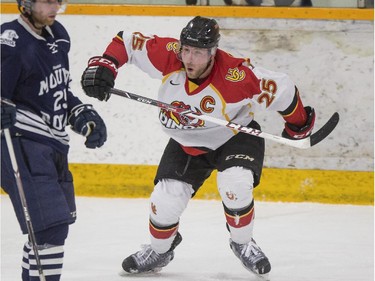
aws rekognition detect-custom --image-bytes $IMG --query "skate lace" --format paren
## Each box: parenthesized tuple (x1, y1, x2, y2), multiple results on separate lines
(134, 245, 161, 267)
(240, 240, 264, 263)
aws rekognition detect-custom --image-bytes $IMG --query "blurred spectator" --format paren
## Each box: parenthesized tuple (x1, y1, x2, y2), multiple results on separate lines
(224, 0, 312, 6)
(359, 0, 374, 8)
(186, 0, 210, 5)
(276, 0, 312, 5)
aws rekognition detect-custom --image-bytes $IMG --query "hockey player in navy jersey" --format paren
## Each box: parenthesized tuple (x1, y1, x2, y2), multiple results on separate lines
(81, 16, 316, 280)
(1, 1, 107, 280)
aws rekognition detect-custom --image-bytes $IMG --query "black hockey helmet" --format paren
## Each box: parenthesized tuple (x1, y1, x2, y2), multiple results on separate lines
(180, 16, 220, 49)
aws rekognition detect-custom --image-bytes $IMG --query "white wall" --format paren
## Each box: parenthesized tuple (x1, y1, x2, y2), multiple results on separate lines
(2, 15, 373, 171)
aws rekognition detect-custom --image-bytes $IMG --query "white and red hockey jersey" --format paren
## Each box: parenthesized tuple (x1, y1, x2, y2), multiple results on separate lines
(103, 31, 307, 154)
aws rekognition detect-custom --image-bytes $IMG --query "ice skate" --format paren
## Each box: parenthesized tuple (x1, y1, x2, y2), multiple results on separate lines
(230, 238, 271, 280)
(122, 232, 182, 274)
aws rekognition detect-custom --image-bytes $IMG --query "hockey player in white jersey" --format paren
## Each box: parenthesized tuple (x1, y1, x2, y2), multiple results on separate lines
(81, 16, 316, 280)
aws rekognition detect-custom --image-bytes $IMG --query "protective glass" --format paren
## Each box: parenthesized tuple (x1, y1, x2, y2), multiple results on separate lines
(179, 45, 212, 63)
(32, 0, 68, 14)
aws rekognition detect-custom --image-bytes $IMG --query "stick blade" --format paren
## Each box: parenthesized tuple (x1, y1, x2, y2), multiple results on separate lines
(310, 112, 340, 147)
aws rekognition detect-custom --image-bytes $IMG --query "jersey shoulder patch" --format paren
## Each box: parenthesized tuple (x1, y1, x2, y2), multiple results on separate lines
(1, 20, 21, 48)
(0, 28, 19, 47)
(211, 50, 261, 102)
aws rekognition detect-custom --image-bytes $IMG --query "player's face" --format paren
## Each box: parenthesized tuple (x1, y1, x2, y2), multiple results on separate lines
(180, 45, 213, 79)
(31, 0, 62, 27)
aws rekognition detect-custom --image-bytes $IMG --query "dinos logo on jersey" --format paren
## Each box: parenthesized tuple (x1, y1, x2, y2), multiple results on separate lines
(225, 67, 246, 82)
(159, 101, 205, 129)
(0, 29, 19, 47)
(166, 41, 180, 54)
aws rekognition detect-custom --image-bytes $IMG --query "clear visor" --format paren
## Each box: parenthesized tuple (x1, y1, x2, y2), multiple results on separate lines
(57, 0, 68, 14)
(177, 44, 216, 62)
(30, 0, 68, 14)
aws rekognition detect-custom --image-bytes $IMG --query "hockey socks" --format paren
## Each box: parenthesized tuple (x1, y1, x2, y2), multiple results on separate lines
(22, 242, 64, 281)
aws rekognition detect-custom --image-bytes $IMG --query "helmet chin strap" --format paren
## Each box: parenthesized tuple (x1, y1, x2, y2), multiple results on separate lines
(196, 57, 213, 79)
(27, 14, 45, 31)
(20, 9, 45, 33)
(196, 47, 216, 79)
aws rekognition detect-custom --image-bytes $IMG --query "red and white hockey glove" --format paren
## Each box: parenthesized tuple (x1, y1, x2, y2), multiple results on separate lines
(282, 106, 316, 139)
(81, 56, 118, 101)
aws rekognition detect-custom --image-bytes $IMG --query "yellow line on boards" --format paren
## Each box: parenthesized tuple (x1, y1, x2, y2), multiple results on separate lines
(65, 164, 373, 205)
(1, 164, 373, 205)
(1, 3, 373, 21)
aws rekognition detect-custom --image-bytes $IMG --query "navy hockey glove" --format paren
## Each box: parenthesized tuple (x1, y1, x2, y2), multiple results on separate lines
(68, 104, 107, 148)
(81, 56, 118, 102)
(282, 106, 316, 139)
(1, 99, 17, 130)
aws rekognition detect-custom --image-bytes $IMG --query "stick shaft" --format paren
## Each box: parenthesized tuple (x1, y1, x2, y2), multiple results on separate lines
(3, 129, 46, 281)
(109, 88, 315, 149)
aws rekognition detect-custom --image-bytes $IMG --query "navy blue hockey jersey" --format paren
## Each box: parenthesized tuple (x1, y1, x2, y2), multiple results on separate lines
(1, 16, 82, 153)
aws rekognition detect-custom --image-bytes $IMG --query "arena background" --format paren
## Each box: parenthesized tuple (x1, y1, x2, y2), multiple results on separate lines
(1, 2, 374, 205)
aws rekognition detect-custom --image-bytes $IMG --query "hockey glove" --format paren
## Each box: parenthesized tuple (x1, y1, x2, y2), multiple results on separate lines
(1, 99, 17, 130)
(282, 106, 316, 139)
(81, 56, 118, 102)
(68, 104, 107, 148)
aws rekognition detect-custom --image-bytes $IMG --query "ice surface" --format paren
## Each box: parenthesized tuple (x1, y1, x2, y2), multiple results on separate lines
(1, 196, 373, 281)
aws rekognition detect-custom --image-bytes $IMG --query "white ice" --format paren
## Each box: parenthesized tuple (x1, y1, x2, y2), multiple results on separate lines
(1, 195, 374, 281)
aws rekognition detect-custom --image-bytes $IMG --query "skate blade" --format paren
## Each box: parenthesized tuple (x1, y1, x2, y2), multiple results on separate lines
(249, 271, 270, 281)
(119, 267, 162, 276)
(241, 264, 270, 281)
(255, 272, 270, 281)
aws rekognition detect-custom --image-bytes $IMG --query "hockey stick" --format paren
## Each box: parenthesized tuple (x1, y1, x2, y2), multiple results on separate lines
(109, 88, 339, 149)
(1, 101, 46, 281)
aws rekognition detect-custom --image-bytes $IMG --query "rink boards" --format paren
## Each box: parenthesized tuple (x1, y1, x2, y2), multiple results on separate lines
(68, 163, 373, 205)
(1, 4, 373, 205)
